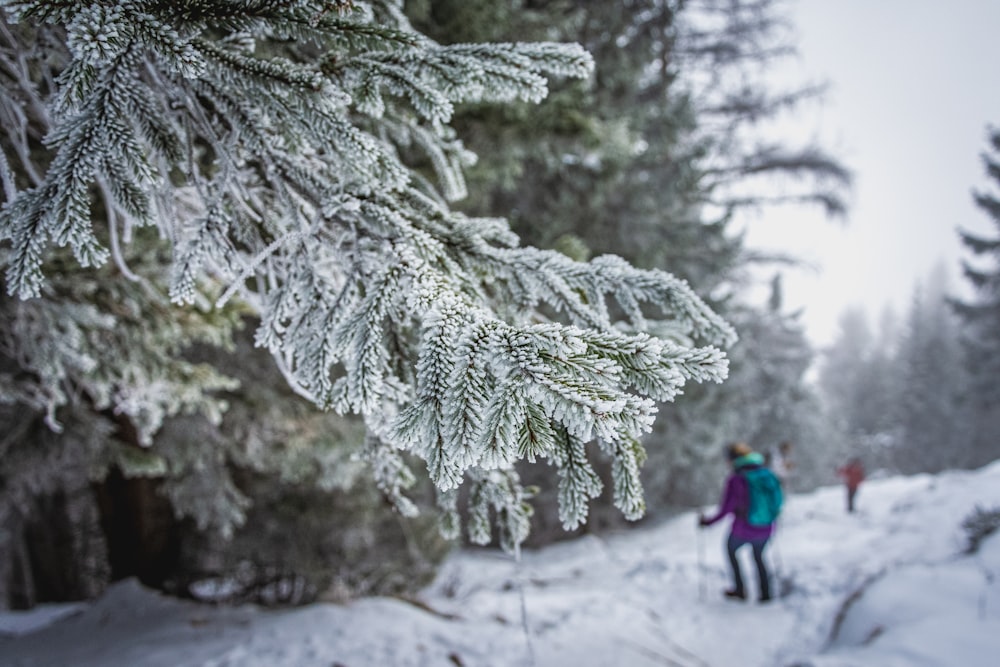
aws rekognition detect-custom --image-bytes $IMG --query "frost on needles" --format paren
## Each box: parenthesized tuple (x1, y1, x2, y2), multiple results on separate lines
(0, 0, 735, 551)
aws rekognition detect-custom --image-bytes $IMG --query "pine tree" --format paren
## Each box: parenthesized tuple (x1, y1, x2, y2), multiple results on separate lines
(953, 127, 1000, 466)
(410, 0, 850, 282)
(676, 0, 852, 217)
(410, 0, 726, 285)
(817, 306, 901, 471)
(410, 0, 739, 536)
(819, 309, 889, 438)
(894, 267, 967, 473)
(0, 1, 734, 553)
(0, 239, 246, 605)
(646, 272, 824, 504)
(726, 275, 821, 489)
(407, 0, 849, 526)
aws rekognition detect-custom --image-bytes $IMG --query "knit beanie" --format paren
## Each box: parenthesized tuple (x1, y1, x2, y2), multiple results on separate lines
(727, 442, 753, 461)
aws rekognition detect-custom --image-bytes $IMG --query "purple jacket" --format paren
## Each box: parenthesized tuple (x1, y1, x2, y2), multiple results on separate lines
(702, 471, 774, 541)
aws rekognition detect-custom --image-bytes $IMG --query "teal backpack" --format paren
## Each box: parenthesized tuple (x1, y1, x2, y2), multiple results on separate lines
(740, 466, 783, 526)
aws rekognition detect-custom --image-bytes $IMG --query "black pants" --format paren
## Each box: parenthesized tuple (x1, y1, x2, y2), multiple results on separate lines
(846, 486, 858, 513)
(727, 532, 771, 600)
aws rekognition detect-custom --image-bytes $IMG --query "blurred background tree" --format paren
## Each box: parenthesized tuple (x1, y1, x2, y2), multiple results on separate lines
(953, 128, 1000, 468)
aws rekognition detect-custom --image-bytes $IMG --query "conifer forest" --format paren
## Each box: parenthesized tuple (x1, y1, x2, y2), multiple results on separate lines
(0, 0, 997, 611)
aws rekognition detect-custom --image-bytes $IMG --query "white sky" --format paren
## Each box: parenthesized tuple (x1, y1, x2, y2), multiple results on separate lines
(742, 0, 1000, 347)
(4, 461, 1000, 666)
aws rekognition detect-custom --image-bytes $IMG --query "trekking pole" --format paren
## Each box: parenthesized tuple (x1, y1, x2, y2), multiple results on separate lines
(770, 518, 783, 597)
(514, 547, 536, 667)
(696, 513, 706, 602)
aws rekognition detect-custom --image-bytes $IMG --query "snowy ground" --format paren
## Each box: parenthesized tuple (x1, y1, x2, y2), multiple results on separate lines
(3, 461, 1000, 667)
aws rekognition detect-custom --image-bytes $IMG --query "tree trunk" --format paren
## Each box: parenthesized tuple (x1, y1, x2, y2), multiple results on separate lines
(93, 468, 181, 588)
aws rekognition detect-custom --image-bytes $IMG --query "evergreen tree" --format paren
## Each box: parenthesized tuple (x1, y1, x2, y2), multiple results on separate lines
(895, 267, 967, 473)
(409, 0, 725, 285)
(0, 0, 735, 567)
(646, 272, 823, 504)
(817, 306, 901, 471)
(408, 0, 849, 524)
(0, 234, 247, 605)
(676, 0, 851, 217)
(953, 127, 1000, 466)
(827, 309, 898, 436)
(728, 275, 820, 489)
(410, 0, 850, 281)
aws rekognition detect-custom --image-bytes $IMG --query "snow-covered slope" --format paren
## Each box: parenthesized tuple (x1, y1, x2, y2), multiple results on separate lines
(3, 462, 1000, 666)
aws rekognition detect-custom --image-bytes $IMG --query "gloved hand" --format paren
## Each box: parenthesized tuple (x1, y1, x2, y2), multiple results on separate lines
(698, 514, 709, 527)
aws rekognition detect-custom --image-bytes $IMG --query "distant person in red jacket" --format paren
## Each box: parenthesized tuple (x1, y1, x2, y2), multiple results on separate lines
(837, 457, 865, 513)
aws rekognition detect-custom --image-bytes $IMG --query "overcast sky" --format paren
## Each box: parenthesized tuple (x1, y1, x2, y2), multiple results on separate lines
(742, 0, 1000, 347)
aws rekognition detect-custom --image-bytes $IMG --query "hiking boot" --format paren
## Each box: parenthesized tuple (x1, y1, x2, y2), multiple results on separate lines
(758, 595, 772, 604)
(723, 589, 746, 601)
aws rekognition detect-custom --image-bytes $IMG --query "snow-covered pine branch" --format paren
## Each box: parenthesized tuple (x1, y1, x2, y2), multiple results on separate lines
(0, 0, 735, 549)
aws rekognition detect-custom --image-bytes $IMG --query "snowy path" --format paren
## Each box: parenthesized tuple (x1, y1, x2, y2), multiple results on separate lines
(3, 462, 999, 666)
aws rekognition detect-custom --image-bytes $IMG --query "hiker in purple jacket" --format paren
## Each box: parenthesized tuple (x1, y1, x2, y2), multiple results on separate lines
(698, 442, 775, 602)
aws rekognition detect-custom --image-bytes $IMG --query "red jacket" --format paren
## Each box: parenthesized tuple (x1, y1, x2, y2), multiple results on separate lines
(838, 462, 865, 489)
